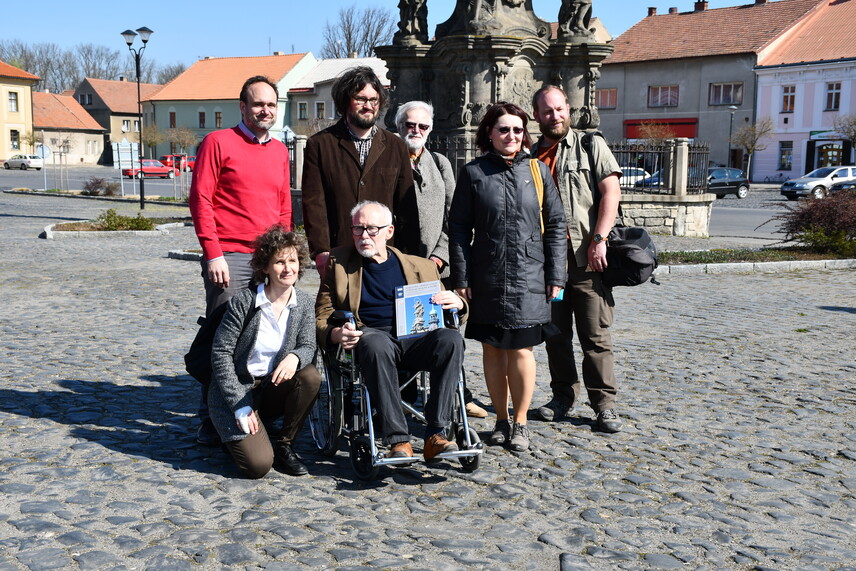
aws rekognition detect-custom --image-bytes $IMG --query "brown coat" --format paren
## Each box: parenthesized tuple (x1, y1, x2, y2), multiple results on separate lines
(301, 119, 417, 258)
(315, 245, 467, 347)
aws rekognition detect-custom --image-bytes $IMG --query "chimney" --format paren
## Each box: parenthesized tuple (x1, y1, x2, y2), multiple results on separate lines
(648, 7, 657, 16)
(694, 1, 708, 10)
(119, 76, 126, 82)
(349, 51, 359, 58)
(273, 51, 284, 56)
(669, 7, 678, 14)
(755, 0, 768, 3)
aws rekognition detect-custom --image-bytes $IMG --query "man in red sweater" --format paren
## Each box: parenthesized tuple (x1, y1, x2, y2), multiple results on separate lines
(189, 75, 292, 445)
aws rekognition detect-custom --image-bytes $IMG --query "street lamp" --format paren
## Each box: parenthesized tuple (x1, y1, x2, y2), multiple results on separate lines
(121, 26, 153, 210)
(727, 104, 738, 168)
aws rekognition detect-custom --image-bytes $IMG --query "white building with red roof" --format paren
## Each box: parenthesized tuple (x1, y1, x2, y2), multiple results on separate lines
(32, 92, 106, 166)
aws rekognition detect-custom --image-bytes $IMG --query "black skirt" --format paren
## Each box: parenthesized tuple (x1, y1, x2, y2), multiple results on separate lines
(464, 322, 559, 350)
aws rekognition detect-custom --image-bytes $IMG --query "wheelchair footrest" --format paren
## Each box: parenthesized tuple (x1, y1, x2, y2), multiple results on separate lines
(434, 448, 483, 460)
(374, 455, 421, 467)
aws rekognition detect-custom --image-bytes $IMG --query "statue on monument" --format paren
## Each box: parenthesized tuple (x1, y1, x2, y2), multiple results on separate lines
(395, 0, 429, 44)
(558, 0, 594, 38)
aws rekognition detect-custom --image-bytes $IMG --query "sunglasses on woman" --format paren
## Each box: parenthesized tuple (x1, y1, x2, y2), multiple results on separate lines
(495, 126, 525, 135)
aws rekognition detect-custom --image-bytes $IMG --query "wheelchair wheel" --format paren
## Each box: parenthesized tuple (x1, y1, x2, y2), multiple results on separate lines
(457, 427, 481, 473)
(308, 349, 343, 456)
(350, 435, 379, 481)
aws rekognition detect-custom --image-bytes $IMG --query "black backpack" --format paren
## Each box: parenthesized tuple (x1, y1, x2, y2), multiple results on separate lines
(184, 292, 258, 385)
(581, 132, 660, 287)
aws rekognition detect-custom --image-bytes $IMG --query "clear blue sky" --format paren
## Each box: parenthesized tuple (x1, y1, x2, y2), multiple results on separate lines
(0, 1, 750, 69)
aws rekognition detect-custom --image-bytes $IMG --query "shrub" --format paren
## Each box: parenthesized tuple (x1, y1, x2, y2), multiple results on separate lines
(81, 176, 120, 196)
(94, 209, 155, 231)
(773, 190, 856, 256)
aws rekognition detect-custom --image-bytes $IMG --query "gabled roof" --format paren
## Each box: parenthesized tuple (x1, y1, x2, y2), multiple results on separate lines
(759, 0, 856, 66)
(81, 78, 162, 114)
(0, 59, 39, 81)
(33, 92, 105, 131)
(150, 53, 309, 101)
(288, 57, 389, 93)
(605, 0, 825, 65)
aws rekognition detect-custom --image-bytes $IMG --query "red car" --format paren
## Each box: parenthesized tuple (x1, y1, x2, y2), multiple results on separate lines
(123, 159, 179, 179)
(158, 154, 196, 172)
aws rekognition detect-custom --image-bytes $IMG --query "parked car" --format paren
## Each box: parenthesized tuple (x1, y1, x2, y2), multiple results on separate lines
(829, 178, 856, 195)
(708, 167, 750, 199)
(158, 154, 196, 172)
(780, 166, 856, 200)
(620, 167, 651, 186)
(3, 154, 44, 170)
(122, 159, 179, 179)
(635, 169, 665, 188)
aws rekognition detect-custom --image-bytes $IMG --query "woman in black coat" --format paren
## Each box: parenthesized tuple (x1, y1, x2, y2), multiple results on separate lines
(449, 102, 566, 452)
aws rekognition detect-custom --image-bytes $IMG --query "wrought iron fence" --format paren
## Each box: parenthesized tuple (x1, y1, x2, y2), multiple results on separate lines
(687, 141, 711, 193)
(609, 140, 711, 195)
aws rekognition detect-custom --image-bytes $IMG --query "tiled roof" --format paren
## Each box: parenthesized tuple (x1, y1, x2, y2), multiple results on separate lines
(759, 0, 856, 65)
(83, 78, 162, 113)
(288, 57, 389, 92)
(0, 59, 39, 81)
(33, 92, 105, 131)
(605, 0, 825, 64)
(150, 53, 308, 101)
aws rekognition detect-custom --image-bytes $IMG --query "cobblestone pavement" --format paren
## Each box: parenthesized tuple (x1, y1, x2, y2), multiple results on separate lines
(1, 193, 854, 570)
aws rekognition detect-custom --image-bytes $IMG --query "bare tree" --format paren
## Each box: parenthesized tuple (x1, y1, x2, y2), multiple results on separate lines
(167, 127, 198, 154)
(637, 121, 677, 144)
(156, 62, 187, 85)
(730, 117, 774, 176)
(142, 124, 167, 158)
(76, 44, 123, 80)
(833, 114, 856, 164)
(320, 6, 395, 58)
(22, 130, 43, 153)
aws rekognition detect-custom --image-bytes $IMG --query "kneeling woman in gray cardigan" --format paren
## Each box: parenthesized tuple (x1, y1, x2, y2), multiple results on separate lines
(210, 226, 321, 478)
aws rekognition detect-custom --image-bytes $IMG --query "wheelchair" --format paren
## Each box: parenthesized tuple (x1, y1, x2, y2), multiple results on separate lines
(308, 310, 483, 480)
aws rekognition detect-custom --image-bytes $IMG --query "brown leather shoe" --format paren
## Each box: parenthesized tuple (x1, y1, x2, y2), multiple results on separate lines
(465, 401, 488, 418)
(423, 433, 459, 461)
(387, 441, 413, 458)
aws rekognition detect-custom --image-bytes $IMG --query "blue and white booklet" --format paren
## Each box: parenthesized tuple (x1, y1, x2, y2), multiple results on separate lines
(394, 280, 444, 339)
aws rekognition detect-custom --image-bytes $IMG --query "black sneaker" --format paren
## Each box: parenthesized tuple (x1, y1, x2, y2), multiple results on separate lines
(274, 443, 309, 476)
(196, 418, 221, 446)
(488, 419, 511, 446)
(596, 409, 623, 433)
(535, 398, 572, 422)
(508, 422, 531, 451)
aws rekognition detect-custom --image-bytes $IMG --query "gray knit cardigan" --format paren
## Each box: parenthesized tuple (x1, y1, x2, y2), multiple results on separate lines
(209, 286, 316, 442)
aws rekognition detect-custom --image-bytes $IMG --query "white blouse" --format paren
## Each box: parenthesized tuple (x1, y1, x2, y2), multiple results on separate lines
(246, 283, 297, 377)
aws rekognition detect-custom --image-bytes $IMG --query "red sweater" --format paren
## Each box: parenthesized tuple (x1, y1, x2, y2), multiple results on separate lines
(189, 126, 292, 260)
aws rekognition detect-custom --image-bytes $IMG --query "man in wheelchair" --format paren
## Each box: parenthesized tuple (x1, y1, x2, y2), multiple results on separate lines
(316, 201, 467, 460)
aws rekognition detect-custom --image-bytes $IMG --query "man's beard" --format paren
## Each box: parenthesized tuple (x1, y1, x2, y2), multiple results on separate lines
(348, 109, 377, 130)
(250, 115, 276, 130)
(357, 241, 376, 258)
(540, 118, 570, 140)
(404, 133, 425, 153)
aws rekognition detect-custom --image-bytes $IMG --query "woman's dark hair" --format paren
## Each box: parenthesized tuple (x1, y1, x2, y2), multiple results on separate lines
(250, 225, 309, 283)
(474, 101, 533, 154)
(331, 65, 387, 116)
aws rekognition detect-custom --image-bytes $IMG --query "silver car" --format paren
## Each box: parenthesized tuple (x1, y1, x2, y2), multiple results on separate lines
(780, 166, 856, 200)
(3, 154, 44, 170)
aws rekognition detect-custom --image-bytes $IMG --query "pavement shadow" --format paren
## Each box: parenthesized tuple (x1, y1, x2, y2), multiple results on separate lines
(818, 305, 856, 314)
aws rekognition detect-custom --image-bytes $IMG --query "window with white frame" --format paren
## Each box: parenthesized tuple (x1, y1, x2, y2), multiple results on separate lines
(826, 82, 841, 111)
(134, 120, 140, 133)
(122, 119, 131, 132)
(648, 85, 679, 107)
(709, 82, 743, 106)
(10, 130, 20, 150)
(595, 88, 617, 109)
(298, 102, 308, 120)
(781, 85, 795, 112)
(8, 92, 19, 112)
(315, 101, 325, 119)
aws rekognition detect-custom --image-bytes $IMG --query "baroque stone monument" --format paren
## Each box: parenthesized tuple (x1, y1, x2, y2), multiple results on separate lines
(376, 0, 613, 165)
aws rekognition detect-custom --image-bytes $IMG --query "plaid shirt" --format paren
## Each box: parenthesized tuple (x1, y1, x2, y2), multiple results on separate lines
(346, 123, 378, 167)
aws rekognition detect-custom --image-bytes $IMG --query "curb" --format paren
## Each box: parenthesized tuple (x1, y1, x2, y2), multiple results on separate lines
(42, 222, 186, 240)
(655, 258, 856, 276)
(3, 189, 188, 207)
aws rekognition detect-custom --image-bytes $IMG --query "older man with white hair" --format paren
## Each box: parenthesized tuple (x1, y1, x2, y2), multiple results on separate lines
(395, 101, 488, 419)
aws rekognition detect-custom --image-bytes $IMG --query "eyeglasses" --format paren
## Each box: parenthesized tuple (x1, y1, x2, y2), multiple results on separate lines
(405, 121, 431, 132)
(351, 224, 389, 237)
(495, 126, 526, 135)
(353, 96, 380, 107)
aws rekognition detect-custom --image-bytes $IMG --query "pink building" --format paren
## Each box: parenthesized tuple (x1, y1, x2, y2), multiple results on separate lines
(754, 0, 856, 181)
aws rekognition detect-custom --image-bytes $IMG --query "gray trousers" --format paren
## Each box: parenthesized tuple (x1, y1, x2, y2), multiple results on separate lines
(545, 262, 617, 412)
(223, 365, 322, 479)
(199, 252, 255, 420)
(355, 327, 463, 446)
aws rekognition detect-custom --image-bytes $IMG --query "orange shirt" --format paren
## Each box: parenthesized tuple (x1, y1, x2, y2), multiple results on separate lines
(535, 141, 560, 185)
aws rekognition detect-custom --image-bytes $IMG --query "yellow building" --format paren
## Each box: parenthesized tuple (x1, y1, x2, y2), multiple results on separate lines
(0, 60, 40, 160)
